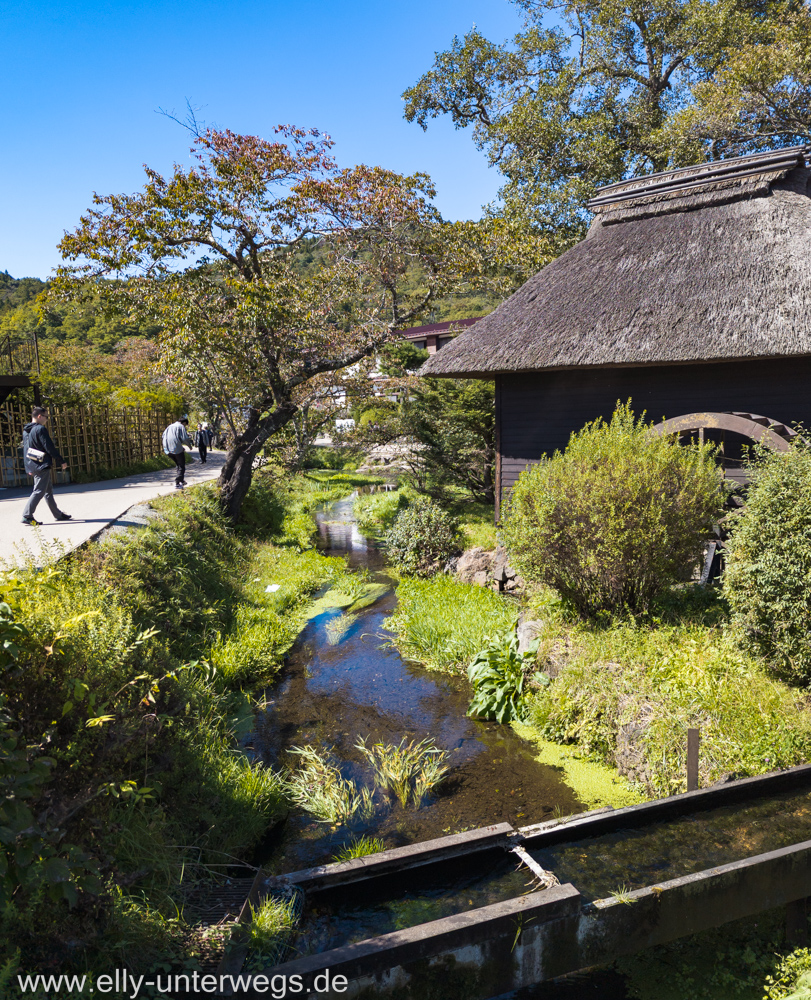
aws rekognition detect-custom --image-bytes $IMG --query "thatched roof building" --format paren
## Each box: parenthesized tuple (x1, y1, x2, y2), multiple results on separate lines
(420, 146, 811, 510)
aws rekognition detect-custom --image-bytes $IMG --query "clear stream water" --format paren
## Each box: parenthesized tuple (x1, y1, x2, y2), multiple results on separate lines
(250, 493, 582, 875)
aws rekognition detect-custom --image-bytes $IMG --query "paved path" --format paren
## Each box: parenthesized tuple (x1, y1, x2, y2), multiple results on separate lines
(0, 451, 226, 566)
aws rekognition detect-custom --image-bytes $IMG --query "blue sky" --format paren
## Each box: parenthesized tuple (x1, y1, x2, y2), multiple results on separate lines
(2, 0, 524, 280)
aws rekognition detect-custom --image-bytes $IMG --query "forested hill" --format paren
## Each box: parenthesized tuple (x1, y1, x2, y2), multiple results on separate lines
(0, 271, 46, 313)
(0, 272, 159, 353)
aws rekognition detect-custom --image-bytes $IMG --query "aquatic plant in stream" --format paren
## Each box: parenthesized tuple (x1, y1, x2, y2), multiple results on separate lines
(332, 835, 386, 863)
(286, 746, 375, 825)
(324, 613, 358, 645)
(356, 736, 450, 808)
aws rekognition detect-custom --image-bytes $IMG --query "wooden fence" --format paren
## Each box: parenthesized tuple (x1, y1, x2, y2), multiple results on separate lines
(0, 402, 175, 488)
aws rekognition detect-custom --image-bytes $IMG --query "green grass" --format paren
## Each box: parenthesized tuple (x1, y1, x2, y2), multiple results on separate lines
(70, 453, 175, 483)
(332, 835, 386, 863)
(244, 893, 302, 972)
(353, 486, 413, 535)
(450, 499, 498, 550)
(0, 468, 364, 979)
(385, 574, 518, 673)
(524, 587, 811, 797)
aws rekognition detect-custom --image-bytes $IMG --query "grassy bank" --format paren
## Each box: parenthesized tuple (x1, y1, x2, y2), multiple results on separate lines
(385, 574, 518, 673)
(523, 588, 811, 797)
(0, 470, 368, 982)
(384, 573, 811, 800)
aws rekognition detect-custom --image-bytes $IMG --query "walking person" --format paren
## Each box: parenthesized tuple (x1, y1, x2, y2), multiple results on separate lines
(162, 416, 193, 489)
(21, 407, 72, 526)
(206, 423, 215, 451)
(195, 423, 208, 464)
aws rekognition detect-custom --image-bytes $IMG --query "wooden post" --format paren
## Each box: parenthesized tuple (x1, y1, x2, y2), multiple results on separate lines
(687, 728, 700, 791)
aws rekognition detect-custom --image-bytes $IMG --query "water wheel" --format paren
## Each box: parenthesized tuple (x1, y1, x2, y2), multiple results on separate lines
(652, 411, 797, 487)
(651, 411, 798, 582)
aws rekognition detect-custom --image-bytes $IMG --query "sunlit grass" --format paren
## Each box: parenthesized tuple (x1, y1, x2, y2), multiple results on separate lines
(385, 574, 518, 673)
(332, 834, 386, 863)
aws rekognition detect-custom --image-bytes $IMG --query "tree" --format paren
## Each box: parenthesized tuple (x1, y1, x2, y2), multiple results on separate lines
(402, 378, 496, 503)
(54, 125, 483, 520)
(664, 6, 811, 159)
(403, 0, 811, 231)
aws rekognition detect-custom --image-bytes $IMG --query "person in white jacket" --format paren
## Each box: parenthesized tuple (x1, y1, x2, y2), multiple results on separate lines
(161, 417, 193, 488)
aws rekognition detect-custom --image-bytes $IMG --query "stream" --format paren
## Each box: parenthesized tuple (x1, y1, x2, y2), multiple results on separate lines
(249, 492, 630, 998)
(251, 493, 582, 872)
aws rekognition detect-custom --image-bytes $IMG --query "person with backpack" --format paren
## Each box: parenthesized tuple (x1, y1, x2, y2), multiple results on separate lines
(21, 406, 72, 526)
(162, 416, 193, 488)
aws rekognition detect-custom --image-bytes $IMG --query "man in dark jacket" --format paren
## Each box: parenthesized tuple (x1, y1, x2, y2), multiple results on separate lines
(194, 423, 208, 464)
(21, 407, 72, 526)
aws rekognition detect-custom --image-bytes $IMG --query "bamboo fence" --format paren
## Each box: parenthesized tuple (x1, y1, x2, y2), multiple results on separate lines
(0, 402, 175, 488)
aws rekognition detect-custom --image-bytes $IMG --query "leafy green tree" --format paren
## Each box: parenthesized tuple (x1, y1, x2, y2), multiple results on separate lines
(665, 6, 811, 159)
(403, 0, 811, 229)
(54, 125, 482, 520)
(403, 378, 496, 503)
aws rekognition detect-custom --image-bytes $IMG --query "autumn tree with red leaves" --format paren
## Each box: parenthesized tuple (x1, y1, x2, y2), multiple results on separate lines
(54, 125, 495, 519)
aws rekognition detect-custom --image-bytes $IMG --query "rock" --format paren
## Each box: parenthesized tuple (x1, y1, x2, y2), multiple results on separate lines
(614, 695, 654, 789)
(455, 546, 495, 584)
(492, 545, 510, 583)
(517, 619, 544, 655)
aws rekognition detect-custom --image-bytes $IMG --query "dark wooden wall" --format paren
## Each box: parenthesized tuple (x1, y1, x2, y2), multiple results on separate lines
(497, 357, 811, 506)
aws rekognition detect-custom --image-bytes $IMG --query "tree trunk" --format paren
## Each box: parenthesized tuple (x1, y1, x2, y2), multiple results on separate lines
(218, 442, 258, 523)
(218, 401, 298, 522)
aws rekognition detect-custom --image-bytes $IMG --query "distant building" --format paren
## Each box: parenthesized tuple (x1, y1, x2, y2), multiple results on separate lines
(399, 318, 482, 354)
(421, 145, 811, 515)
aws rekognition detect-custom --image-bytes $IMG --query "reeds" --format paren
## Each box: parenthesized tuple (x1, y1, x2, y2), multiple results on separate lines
(356, 736, 450, 808)
(286, 745, 375, 825)
(332, 834, 386, 863)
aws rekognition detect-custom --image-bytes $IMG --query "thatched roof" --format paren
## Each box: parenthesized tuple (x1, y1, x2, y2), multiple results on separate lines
(422, 146, 811, 377)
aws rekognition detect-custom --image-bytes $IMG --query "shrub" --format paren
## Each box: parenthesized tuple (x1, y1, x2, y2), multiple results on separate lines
(723, 443, 811, 681)
(384, 496, 461, 576)
(502, 402, 723, 616)
(764, 949, 811, 999)
(385, 574, 518, 673)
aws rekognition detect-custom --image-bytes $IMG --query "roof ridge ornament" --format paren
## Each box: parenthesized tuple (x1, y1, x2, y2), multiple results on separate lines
(588, 146, 810, 215)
